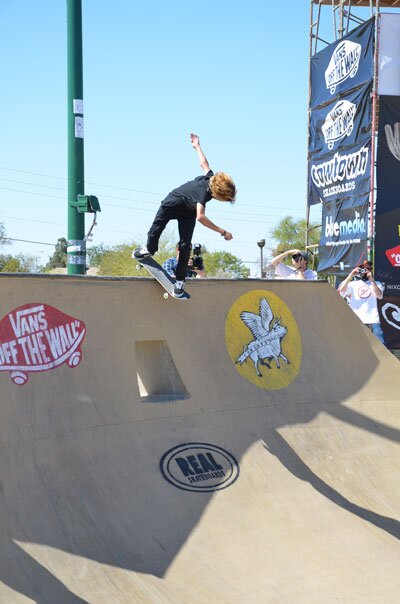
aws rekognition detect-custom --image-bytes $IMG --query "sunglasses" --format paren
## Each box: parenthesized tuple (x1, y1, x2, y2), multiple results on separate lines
(292, 254, 302, 261)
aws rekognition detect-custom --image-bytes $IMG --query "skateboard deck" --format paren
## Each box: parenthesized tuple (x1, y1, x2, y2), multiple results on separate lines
(136, 256, 190, 300)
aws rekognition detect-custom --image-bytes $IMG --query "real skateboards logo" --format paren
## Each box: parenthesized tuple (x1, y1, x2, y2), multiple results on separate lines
(0, 303, 86, 385)
(160, 443, 239, 493)
(225, 291, 302, 389)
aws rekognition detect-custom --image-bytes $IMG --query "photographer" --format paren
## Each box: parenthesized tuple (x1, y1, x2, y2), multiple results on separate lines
(271, 248, 317, 280)
(163, 243, 206, 279)
(337, 260, 385, 344)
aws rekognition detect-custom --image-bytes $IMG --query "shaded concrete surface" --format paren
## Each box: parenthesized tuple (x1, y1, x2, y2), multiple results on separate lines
(0, 274, 398, 603)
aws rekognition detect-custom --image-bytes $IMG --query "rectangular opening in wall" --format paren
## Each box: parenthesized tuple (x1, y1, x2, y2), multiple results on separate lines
(135, 340, 190, 403)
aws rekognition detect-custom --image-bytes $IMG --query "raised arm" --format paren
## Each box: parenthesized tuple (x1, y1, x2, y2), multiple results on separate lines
(270, 249, 299, 268)
(190, 133, 211, 174)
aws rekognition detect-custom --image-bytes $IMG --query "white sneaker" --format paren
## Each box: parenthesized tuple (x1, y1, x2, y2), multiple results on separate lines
(173, 280, 185, 298)
(133, 246, 151, 260)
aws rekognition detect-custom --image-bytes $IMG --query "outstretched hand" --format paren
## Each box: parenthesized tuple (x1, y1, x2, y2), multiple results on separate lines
(190, 133, 200, 149)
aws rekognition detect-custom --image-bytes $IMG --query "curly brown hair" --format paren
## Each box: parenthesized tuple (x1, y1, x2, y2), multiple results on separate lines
(209, 172, 236, 203)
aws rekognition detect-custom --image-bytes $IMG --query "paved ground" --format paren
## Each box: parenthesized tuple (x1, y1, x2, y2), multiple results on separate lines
(0, 274, 398, 603)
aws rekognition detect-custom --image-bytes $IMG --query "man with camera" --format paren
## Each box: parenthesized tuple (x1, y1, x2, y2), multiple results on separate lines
(337, 260, 385, 344)
(271, 248, 317, 280)
(163, 243, 207, 279)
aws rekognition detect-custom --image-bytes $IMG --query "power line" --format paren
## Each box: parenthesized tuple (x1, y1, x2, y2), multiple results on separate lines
(0, 167, 304, 211)
(5, 237, 55, 247)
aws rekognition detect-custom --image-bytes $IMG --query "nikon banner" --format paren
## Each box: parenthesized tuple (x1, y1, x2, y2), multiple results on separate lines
(317, 194, 369, 274)
(310, 17, 374, 109)
(374, 210, 400, 296)
(375, 96, 400, 295)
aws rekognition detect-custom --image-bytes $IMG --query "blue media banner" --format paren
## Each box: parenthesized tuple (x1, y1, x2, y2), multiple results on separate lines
(310, 17, 374, 109)
(317, 194, 369, 274)
(309, 82, 372, 157)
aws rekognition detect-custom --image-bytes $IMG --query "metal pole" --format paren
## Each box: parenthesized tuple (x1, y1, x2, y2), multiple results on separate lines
(67, 0, 85, 274)
(369, 6, 380, 263)
(257, 239, 266, 278)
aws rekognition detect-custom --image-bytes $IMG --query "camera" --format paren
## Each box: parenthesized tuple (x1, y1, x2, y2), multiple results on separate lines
(190, 243, 204, 271)
(357, 266, 370, 281)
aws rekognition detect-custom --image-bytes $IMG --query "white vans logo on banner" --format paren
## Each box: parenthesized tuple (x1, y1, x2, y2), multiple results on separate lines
(322, 100, 357, 149)
(325, 40, 362, 94)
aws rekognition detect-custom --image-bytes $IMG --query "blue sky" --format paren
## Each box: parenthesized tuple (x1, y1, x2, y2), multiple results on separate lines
(0, 1, 374, 274)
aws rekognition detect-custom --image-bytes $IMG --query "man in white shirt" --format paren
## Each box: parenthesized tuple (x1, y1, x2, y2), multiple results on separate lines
(271, 249, 318, 280)
(337, 260, 385, 344)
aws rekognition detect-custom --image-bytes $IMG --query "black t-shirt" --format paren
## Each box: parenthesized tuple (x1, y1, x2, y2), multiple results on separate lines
(161, 170, 214, 211)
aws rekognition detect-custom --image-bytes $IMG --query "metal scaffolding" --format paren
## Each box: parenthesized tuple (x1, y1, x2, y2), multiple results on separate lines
(307, 0, 400, 263)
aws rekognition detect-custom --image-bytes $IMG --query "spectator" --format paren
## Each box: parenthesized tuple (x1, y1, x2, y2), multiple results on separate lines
(163, 243, 207, 279)
(271, 249, 317, 280)
(337, 260, 385, 344)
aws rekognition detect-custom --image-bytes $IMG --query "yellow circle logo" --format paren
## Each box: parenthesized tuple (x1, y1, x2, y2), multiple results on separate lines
(225, 290, 302, 390)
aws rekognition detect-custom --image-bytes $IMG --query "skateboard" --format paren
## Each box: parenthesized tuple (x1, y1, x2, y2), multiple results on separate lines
(135, 256, 190, 300)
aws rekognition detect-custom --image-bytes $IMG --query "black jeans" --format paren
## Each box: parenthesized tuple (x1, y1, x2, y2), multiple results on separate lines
(146, 205, 196, 281)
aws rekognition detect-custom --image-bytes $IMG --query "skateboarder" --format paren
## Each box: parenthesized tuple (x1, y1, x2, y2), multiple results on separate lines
(133, 134, 236, 297)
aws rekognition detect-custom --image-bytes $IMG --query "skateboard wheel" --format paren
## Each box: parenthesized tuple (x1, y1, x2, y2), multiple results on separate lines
(163, 292, 169, 299)
(136, 264, 142, 271)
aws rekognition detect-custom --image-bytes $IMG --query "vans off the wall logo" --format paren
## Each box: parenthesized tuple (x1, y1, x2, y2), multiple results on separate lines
(160, 443, 239, 493)
(322, 100, 356, 150)
(225, 291, 302, 390)
(0, 303, 86, 385)
(325, 40, 361, 94)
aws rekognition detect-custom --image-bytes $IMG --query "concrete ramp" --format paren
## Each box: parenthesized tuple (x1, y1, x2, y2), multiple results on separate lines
(0, 275, 398, 603)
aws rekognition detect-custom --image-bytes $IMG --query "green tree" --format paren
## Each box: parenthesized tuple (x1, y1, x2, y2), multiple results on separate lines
(270, 216, 321, 268)
(270, 216, 320, 254)
(44, 237, 68, 271)
(204, 251, 249, 278)
(0, 253, 41, 273)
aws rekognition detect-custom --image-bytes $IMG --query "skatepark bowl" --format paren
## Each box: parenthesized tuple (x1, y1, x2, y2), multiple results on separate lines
(0, 273, 398, 603)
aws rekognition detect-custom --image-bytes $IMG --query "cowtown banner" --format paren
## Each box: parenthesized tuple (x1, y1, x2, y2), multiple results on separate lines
(375, 95, 400, 296)
(318, 194, 368, 274)
(308, 136, 371, 206)
(310, 17, 374, 109)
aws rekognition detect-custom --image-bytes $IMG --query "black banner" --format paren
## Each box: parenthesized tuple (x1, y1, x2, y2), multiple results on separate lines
(374, 209, 400, 295)
(308, 137, 371, 206)
(309, 82, 372, 157)
(310, 18, 374, 109)
(378, 297, 400, 349)
(376, 95, 400, 215)
(375, 96, 400, 294)
(318, 194, 369, 274)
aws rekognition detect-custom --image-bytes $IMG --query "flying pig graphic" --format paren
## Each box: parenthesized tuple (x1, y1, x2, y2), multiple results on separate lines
(236, 298, 290, 377)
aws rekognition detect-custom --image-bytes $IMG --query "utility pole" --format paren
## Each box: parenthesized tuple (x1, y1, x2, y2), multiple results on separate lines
(66, 1, 100, 273)
(67, 0, 86, 274)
